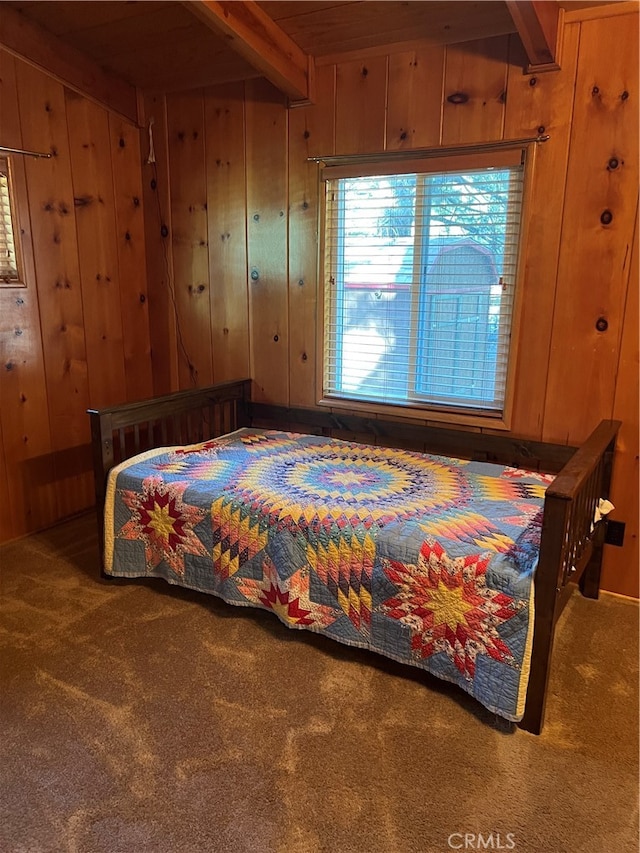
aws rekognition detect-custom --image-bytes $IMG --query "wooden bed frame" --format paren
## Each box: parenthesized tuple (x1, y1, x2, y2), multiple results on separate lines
(88, 378, 620, 735)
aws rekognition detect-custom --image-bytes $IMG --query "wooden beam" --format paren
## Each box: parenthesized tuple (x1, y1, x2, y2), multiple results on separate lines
(0, 4, 138, 125)
(183, 0, 314, 103)
(506, 1, 562, 70)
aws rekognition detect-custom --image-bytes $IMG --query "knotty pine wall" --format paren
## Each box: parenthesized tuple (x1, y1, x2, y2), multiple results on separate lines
(142, 12, 638, 597)
(0, 49, 153, 541)
(0, 11, 637, 599)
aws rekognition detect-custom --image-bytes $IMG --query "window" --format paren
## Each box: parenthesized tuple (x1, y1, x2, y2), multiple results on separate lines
(321, 147, 529, 423)
(0, 156, 24, 286)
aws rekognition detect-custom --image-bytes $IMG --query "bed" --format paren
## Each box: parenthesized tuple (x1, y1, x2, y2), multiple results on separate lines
(89, 379, 620, 734)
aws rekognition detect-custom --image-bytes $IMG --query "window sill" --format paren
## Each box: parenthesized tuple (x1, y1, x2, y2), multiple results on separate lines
(317, 395, 512, 432)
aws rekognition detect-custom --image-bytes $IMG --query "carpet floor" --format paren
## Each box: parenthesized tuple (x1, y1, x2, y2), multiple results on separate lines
(0, 513, 638, 853)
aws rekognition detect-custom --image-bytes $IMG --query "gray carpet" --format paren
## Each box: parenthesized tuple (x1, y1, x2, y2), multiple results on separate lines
(0, 513, 638, 853)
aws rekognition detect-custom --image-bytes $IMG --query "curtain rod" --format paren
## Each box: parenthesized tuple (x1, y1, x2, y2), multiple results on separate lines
(0, 145, 52, 159)
(307, 135, 550, 165)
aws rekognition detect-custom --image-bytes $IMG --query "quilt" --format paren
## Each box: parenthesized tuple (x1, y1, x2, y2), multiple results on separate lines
(104, 429, 553, 721)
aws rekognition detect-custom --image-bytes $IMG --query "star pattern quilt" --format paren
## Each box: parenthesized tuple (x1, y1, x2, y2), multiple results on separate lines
(104, 429, 553, 721)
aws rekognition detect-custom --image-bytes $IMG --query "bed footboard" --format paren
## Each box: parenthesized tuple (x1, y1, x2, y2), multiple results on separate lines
(519, 419, 620, 734)
(88, 379, 251, 565)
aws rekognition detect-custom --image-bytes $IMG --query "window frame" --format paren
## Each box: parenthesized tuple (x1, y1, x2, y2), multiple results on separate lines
(0, 155, 26, 289)
(316, 142, 537, 431)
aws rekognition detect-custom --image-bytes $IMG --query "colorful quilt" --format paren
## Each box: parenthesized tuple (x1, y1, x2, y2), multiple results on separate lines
(104, 429, 553, 721)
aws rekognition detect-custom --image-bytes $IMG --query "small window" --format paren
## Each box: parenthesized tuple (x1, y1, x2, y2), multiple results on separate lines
(321, 147, 529, 422)
(0, 156, 24, 287)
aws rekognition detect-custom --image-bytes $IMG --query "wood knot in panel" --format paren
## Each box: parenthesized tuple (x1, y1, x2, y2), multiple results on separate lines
(447, 92, 469, 105)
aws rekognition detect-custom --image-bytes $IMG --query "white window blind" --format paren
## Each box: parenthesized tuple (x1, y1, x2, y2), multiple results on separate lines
(0, 157, 21, 285)
(322, 150, 526, 416)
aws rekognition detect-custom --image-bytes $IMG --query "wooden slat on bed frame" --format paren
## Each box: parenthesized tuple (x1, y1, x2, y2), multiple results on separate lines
(88, 380, 620, 736)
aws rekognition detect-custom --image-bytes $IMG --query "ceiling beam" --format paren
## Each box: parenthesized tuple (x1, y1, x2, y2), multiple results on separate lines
(183, 0, 314, 103)
(0, 3, 139, 125)
(506, 1, 562, 71)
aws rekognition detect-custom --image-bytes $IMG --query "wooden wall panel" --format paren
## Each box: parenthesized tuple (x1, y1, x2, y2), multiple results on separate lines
(442, 36, 509, 144)
(504, 27, 580, 438)
(66, 90, 127, 408)
(166, 90, 213, 389)
(543, 13, 639, 443)
(335, 56, 387, 153)
(1, 51, 57, 536)
(1, 49, 153, 542)
(109, 113, 153, 402)
(245, 78, 289, 403)
(140, 92, 179, 396)
(386, 46, 445, 150)
(601, 210, 638, 599)
(14, 60, 90, 452)
(204, 82, 250, 384)
(14, 59, 94, 521)
(288, 65, 335, 407)
(0, 290, 58, 535)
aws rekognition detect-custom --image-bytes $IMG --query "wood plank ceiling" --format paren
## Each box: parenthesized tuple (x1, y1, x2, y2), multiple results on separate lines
(1, 1, 623, 99)
(3, 1, 518, 94)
